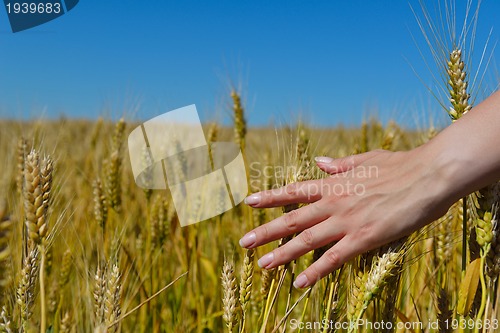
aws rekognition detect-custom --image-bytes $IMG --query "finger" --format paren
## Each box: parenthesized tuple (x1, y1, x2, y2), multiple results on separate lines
(244, 180, 323, 208)
(314, 151, 379, 175)
(292, 236, 361, 288)
(256, 217, 343, 269)
(239, 202, 328, 248)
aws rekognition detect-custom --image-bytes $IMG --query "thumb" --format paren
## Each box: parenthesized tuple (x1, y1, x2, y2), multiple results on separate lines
(314, 151, 375, 175)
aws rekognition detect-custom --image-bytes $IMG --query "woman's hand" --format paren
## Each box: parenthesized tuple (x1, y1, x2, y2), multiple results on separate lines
(239, 147, 456, 288)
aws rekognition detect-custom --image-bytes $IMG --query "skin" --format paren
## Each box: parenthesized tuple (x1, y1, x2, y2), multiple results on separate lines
(239, 89, 500, 289)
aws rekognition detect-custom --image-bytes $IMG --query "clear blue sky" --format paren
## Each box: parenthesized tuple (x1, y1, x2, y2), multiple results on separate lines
(0, 0, 498, 126)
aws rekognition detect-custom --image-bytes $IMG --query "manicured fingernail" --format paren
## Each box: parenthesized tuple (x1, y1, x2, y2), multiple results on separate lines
(293, 274, 309, 289)
(314, 156, 333, 164)
(258, 253, 274, 268)
(239, 232, 256, 248)
(244, 193, 261, 206)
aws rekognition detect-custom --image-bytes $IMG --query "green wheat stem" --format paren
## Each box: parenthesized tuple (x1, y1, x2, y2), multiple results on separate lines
(322, 278, 335, 333)
(260, 276, 276, 332)
(297, 290, 311, 333)
(474, 245, 490, 333)
(462, 197, 467, 275)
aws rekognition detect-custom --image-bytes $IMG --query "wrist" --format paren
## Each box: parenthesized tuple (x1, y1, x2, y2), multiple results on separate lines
(417, 130, 477, 207)
(411, 139, 464, 218)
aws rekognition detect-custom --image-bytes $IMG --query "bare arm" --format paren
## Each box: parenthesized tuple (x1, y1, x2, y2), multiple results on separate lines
(426, 89, 500, 199)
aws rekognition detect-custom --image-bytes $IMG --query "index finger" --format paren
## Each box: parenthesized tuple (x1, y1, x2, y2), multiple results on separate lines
(244, 180, 323, 208)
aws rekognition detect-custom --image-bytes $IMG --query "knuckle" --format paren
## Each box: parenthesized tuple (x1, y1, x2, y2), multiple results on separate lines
(357, 224, 374, 244)
(307, 181, 322, 199)
(338, 156, 353, 172)
(257, 224, 269, 241)
(299, 229, 314, 247)
(321, 181, 336, 200)
(307, 264, 322, 283)
(309, 202, 323, 215)
(323, 249, 341, 268)
(283, 210, 299, 231)
(285, 183, 298, 196)
(262, 191, 275, 206)
(274, 246, 287, 263)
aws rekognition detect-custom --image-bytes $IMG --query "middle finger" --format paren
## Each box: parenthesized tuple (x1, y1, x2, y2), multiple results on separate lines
(239, 202, 329, 249)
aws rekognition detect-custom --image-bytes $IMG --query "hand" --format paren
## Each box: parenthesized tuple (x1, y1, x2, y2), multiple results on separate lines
(239, 148, 454, 288)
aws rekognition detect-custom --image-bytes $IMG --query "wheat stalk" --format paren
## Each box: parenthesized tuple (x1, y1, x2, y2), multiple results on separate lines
(16, 248, 39, 332)
(447, 48, 472, 121)
(24, 151, 53, 333)
(24, 150, 48, 244)
(140, 145, 153, 202)
(239, 249, 254, 330)
(94, 265, 107, 325)
(105, 118, 126, 212)
(471, 188, 496, 253)
(437, 288, 453, 333)
(486, 189, 500, 278)
(207, 122, 218, 170)
(105, 264, 122, 333)
(364, 252, 400, 297)
(231, 90, 247, 154)
(0, 305, 13, 333)
(222, 256, 238, 332)
(348, 250, 402, 331)
(260, 267, 275, 302)
(47, 280, 58, 317)
(469, 186, 497, 329)
(58, 250, 72, 289)
(0, 201, 11, 294)
(347, 264, 368, 322)
(16, 138, 27, 196)
(93, 178, 108, 230)
(59, 311, 72, 333)
(150, 196, 168, 250)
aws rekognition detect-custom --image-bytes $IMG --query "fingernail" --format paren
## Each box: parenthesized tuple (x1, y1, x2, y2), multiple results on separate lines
(239, 232, 256, 248)
(314, 156, 333, 164)
(293, 274, 309, 289)
(258, 253, 274, 268)
(244, 193, 261, 206)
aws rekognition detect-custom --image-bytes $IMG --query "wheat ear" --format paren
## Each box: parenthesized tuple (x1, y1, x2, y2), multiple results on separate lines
(470, 186, 497, 328)
(93, 178, 108, 230)
(231, 90, 247, 154)
(0, 201, 12, 293)
(24, 150, 48, 244)
(0, 305, 13, 333)
(23, 150, 53, 333)
(105, 118, 126, 211)
(16, 248, 39, 332)
(94, 265, 107, 325)
(105, 264, 122, 333)
(437, 288, 453, 333)
(348, 251, 401, 330)
(239, 249, 254, 330)
(347, 264, 368, 322)
(207, 122, 218, 170)
(16, 138, 27, 196)
(447, 48, 471, 121)
(59, 311, 72, 333)
(222, 256, 238, 332)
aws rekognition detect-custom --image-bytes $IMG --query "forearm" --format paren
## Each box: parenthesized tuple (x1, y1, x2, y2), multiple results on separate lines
(424, 89, 500, 203)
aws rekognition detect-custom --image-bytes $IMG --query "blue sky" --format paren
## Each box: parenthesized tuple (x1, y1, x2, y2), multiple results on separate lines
(0, 0, 498, 126)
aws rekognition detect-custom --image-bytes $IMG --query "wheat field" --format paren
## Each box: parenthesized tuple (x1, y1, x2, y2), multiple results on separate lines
(1, 1, 500, 332)
(0, 105, 497, 333)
